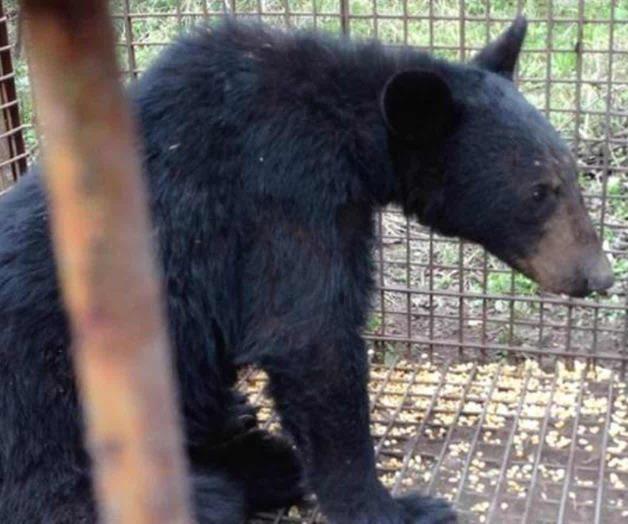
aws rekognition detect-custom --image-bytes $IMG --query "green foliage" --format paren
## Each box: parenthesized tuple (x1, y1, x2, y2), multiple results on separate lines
(616, 258, 628, 280)
(366, 314, 383, 333)
(487, 272, 539, 296)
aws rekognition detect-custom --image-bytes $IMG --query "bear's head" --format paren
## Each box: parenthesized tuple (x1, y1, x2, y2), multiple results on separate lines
(382, 16, 614, 298)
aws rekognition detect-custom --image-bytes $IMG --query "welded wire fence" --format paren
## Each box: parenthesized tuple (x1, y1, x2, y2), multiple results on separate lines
(0, 0, 626, 365)
(241, 358, 628, 523)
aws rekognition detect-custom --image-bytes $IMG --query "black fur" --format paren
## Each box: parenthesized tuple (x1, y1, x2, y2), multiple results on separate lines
(0, 18, 596, 523)
(191, 472, 246, 524)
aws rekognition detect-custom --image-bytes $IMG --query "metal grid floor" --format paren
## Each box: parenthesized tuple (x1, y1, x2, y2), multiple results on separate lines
(240, 354, 628, 524)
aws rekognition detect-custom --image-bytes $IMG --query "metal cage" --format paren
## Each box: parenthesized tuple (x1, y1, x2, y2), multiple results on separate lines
(0, 1, 626, 522)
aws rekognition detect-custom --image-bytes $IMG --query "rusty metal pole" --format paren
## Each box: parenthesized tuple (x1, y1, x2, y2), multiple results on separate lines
(20, 1, 193, 523)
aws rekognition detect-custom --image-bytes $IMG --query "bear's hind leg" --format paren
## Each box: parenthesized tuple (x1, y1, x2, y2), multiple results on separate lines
(192, 427, 305, 515)
(192, 469, 247, 524)
(0, 455, 246, 524)
(0, 470, 96, 524)
(223, 429, 305, 513)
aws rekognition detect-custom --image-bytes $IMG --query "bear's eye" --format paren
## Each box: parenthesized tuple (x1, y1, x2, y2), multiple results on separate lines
(531, 184, 550, 203)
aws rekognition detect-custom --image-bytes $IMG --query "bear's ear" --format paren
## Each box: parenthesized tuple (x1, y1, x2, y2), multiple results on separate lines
(380, 70, 455, 146)
(472, 16, 527, 80)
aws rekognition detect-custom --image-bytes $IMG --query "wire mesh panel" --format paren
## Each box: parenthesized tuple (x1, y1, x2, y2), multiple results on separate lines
(241, 357, 628, 523)
(0, 2, 27, 190)
(330, 1, 628, 366)
(2, 1, 625, 364)
(103, 0, 628, 366)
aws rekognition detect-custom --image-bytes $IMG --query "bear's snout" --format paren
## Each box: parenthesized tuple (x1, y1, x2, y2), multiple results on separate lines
(515, 196, 615, 297)
(518, 246, 614, 298)
(579, 251, 614, 295)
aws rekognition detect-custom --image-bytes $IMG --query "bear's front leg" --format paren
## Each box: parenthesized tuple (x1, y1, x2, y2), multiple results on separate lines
(260, 329, 456, 524)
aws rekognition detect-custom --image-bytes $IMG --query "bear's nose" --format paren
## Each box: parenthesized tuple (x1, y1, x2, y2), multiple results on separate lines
(583, 252, 614, 293)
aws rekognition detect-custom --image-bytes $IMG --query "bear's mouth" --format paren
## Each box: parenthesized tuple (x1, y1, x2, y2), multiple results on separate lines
(513, 262, 586, 298)
(513, 250, 614, 298)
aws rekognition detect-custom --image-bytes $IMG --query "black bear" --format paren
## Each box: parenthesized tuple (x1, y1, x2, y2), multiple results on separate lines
(0, 15, 614, 524)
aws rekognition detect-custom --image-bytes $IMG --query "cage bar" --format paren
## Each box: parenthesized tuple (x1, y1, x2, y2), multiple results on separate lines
(20, 0, 192, 522)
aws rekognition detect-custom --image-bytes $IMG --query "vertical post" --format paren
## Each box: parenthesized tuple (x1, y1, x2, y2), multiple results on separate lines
(122, 0, 137, 80)
(340, 0, 349, 36)
(20, 1, 193, 523)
